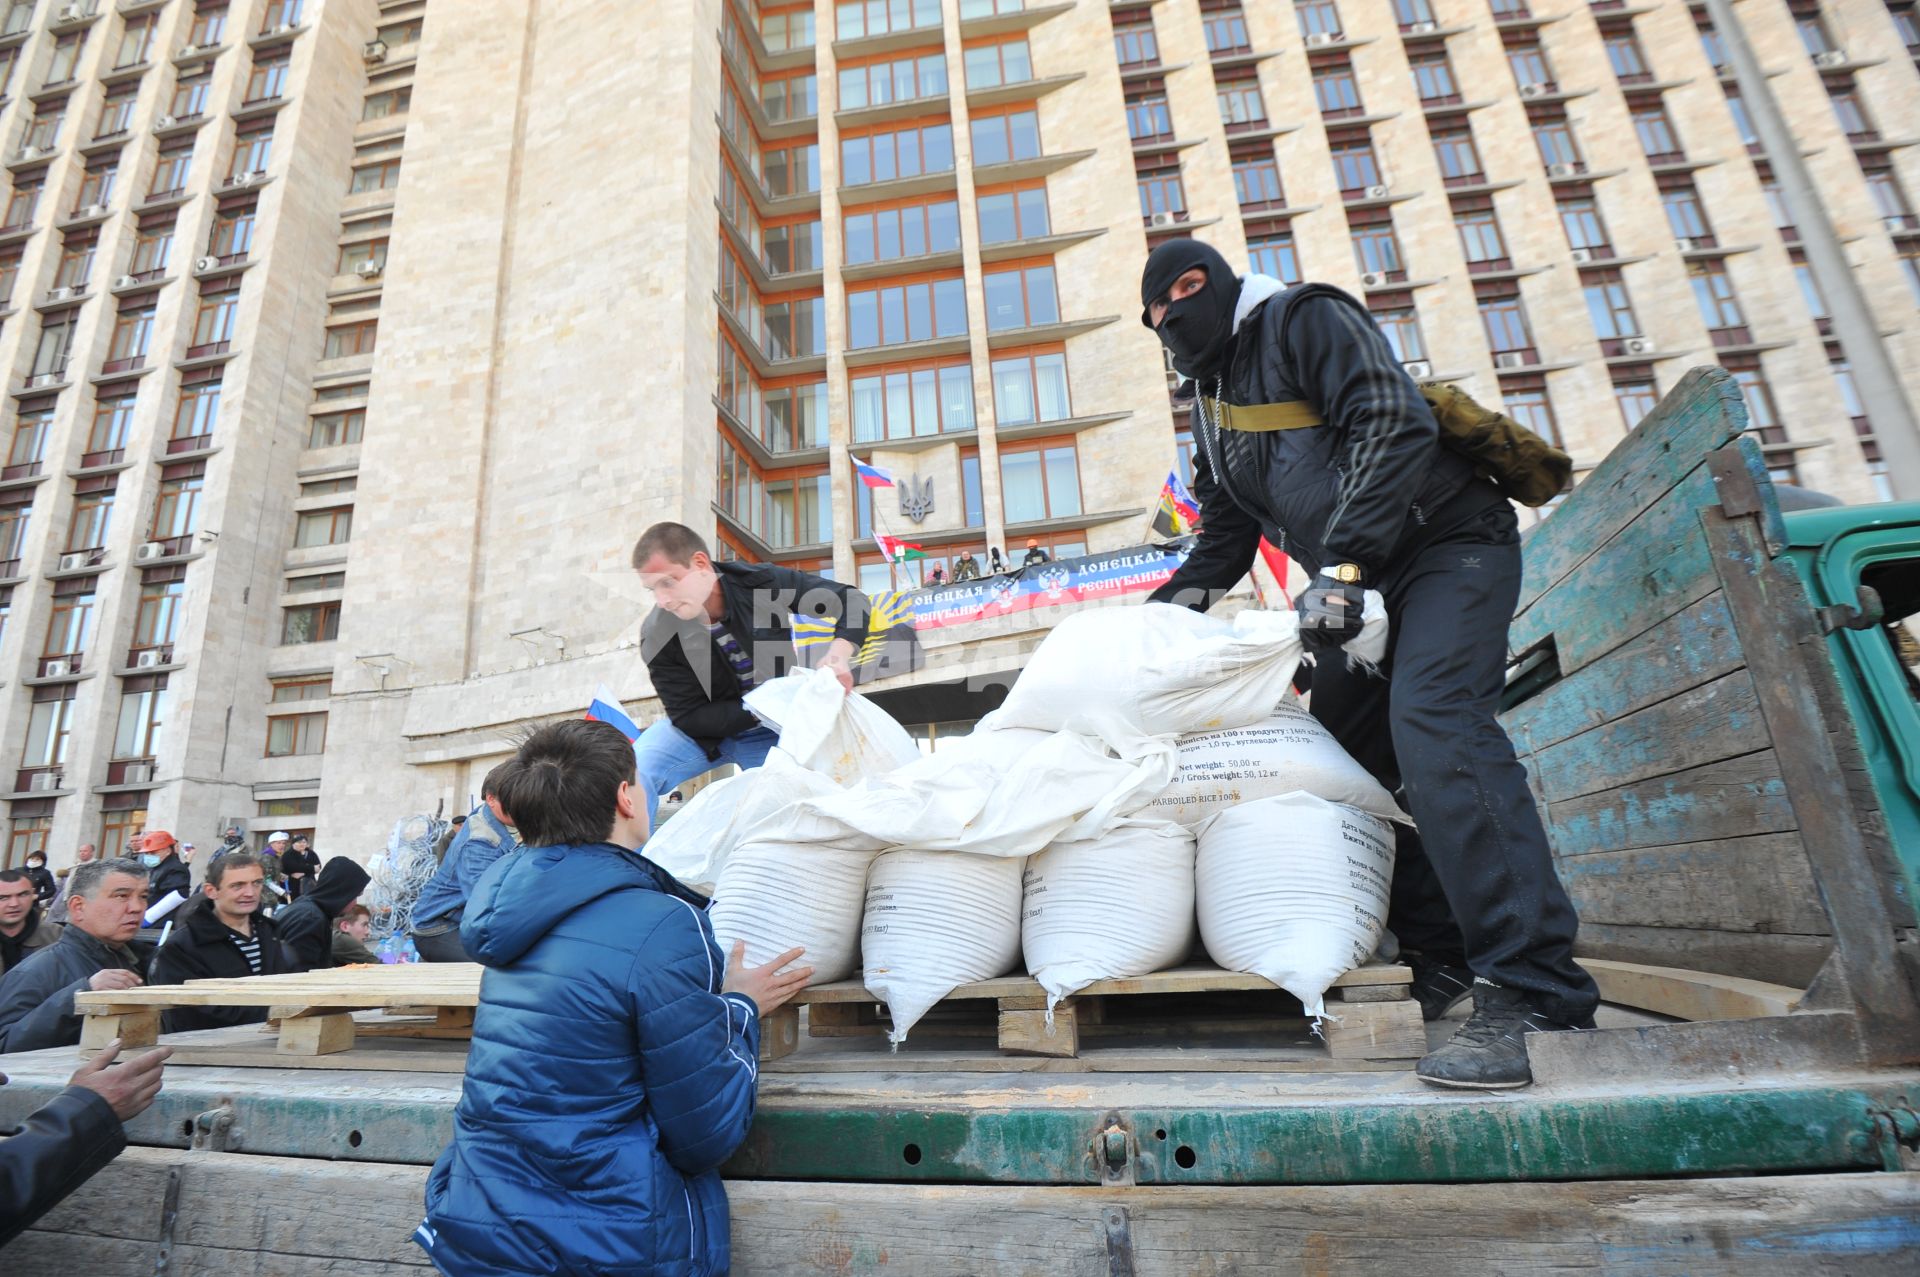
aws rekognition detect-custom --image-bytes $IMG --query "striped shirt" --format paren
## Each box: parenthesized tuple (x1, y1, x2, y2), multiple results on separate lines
(708, 623, 756, 690)
(228, 928, 263, 975)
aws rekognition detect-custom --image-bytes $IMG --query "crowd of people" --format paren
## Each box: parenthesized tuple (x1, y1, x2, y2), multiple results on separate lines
(920, 539, 1056, 590)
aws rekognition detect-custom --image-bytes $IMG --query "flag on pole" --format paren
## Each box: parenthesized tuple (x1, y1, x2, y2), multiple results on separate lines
(585, 683, 641, 742)
(1150, 469, 1202, 538)
(852, 456, 896, 489)
(874, 532, 927, 562)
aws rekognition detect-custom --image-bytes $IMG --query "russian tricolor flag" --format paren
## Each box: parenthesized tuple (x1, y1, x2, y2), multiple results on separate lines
(853, 456, 895, 489)
(585, 683, 641, 742)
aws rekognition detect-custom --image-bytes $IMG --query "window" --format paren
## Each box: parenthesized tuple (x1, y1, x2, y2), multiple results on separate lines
(1632, 106, 1681, 161)
(75, 162, 117, 212)
(842, 199, 960, 266)
(1478, 293, 1533, 353)
(836, 0, 941, 39)
(1248, 233, 1300, 284)
(1203, 4, 1251, 54)
(5, 179, 41, 230)
(1661, 184, 1712, 242)
(840, 121, 955, 186)
(971, 109, 1040, 166)
(132, 578, 184, 650)
(1725, 91, 1759, 149)
(991, 350, 1070, 424)
(232, 126, 274, 178)
(982, 263, 1059, 331)
(1411, 53, 1457, 103)
(132, 222, 174, 276)
(1233, 154, 1284, 207)
(118, 14, 159, 68)
(55, 237, 96, 290)
(23, 690, 77, 770)
(171, 72, 213, 120)
(976, 186, 1049, 244)
(763, 295, 826, 360)
(1504, 387, 1561, 448)
(1582, 270, 1640, 340)
(97, 89, 138, 140)
(295, 506, 353, 548)
(172, 378, 220, 442)
(152, 469, 204, 540)
(362, 86, 411, 120)
(24, 107, 64, 152)
(114, 683, 170, 761)
(1313, 66, 1362, 116)
(281, 601, 341, 645)
(1216, 79, 1267, 129)
(47, 33, 84, 86)
(1533, 119, 1582, 169)
(1614, 377, 1660, 430)
(845, 277, 967, 348)
(377, 17, 424, 46)
(308, 409, 364, 447)
(1393, 0, 1435, 27)
(191, 287, 240, 352)
(1793, 256, 1827, 319)
(33, 313, 78, 379)
(1688, 259, 1745, 330)
(849, 361, 975, 442)
(961, 447, 984, 525)
(1000, 441, 1081, 522)
(760, 71, 818, 123)
(1901, 245, 1920, 306)
(1373, 306, 1427, 363)
(1432, 129, 1483, 183)
(151, 145, 194, 197)
(349, 157, 402, 193)
(324, 320, 379, 359)
(0, 251, 16, 305)
(88, 395, 135, 457)
(838, 52, 945, 110)
(1126, 91, 1173, 142)
(1699, 23, 1728, 71)
(963, 39, 1032, 90)
(1558, 196, 1611, 252)
(286, 571, 345, 594)
(43, 591, 95, 660)
(66, 490, 113, 554)
(246, 53, 290, 104)
(336, 238, 387, 275)
(266, 711, 327, 757)
(1351, 221, 1403, 277)
(1796, 14, 1835, 56)
(1137, 168, 1186, 219)
(190, 5, 227, 47)
(1605, 32, 1649, 81)
(0, 46, 14, 100)
(760, 5, 816, 53)
(1866, 169, 1916, 230)
(0, 500, 29, 564)
(1456, 208, 1507, 265)
(1, 1, 30, 37)
(1296, 0, 1342, 40)
(755, 380, 829, 452)
(1330, 139, 1380, 193)
(1507, 43, 1552, 91)
(7, 411, 49, 469)
(1114, 21, 1158, 67)
(1729, 364, 1784, 441)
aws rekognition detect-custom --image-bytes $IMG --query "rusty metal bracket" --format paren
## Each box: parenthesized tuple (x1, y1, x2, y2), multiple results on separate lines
(1816, 584, 1886, 635)
(152, 1167, 181, 1277)
(1093, 1110, 1136, 1187)
(1866, 1104, 1920, 1172)
(1103, 1205, 1135, 1277)
(190, 1104, 240, 1153)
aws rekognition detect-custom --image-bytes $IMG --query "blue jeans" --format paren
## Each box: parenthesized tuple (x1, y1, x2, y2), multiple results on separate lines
(632, 720, 780, 825)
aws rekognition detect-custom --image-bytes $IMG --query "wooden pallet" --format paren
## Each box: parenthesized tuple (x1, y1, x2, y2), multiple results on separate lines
(767, 963, 1424, 1063)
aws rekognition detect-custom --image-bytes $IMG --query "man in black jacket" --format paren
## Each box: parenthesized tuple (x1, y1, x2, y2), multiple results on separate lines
(1, 1037, 171, 1247)
(135, 831, 193, 914)
(149, 853, 296, 1032)
(1140, 239, 1598, 1089)
(0, 870, 61, 979)
(274, 857, 372, 970)
(630, 521, 872, 824)
(0, 859, 150, 1054)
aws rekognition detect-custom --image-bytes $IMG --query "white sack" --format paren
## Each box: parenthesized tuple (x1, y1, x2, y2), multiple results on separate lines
(988, 597, 1387, 739)
(1138, 700, 1405, 827)
(862, 849, 1025, 1042)
(708, 834, 877, 986)
(745, 667, 918, 785)
(1022, 820, 1197, 1009)
(642, 750, 841, 887)
(1195, 792, 1395, 1020)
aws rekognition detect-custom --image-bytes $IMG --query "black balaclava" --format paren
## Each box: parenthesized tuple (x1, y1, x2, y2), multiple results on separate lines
(1140, 239, 1242, 380)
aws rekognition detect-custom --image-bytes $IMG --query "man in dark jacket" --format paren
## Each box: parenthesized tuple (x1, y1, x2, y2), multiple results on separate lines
(415, 718, 810, 1277)
(135, 831, 193, 916)
(631, 521, 872, 823)
(1140, 239, 1598, 1089)
(0, 859, 150, 1054)
(1, 1037, 171, 1247)
(273, 857, 372, 970)
(148, 854, 296, 1032)
(1, 870, 61, 979)
(281, 835, 322, 883)
(411, 769, 518, 963)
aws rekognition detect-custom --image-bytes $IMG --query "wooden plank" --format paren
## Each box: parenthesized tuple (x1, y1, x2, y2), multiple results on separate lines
(1555, 834, 1829, 935)
(1580, 958, 1802, 1021)
(74, 963, 487, 1012)
(78, 1008, 159, 1051)
(1515, 367, 1746, 619)
(1335, 983, 1412, 1003)
(999, 1004, 1080, 1057)
(277, 1012, 356, 1056)
(1501, 591, 1743, 755)
(1575, 924, 1832, 988)
(1320, 999, 1427, 1060)
(1530, 668, 1771, 803)
(760, 1004, 800, 1061)
(1543, 749, 1795, 857)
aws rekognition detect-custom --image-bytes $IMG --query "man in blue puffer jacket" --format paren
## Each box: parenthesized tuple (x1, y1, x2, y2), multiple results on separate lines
(414, 718, 812, 1276)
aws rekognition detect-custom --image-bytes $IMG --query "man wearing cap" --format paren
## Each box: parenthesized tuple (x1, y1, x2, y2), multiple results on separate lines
(261, 831, 290, 875)
(135, 832, 192, 920)
(1020, 539, 1051, 569)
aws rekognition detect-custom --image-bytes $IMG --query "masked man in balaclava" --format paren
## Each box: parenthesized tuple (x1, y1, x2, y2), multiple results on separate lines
(1141, 239, 1598, 1089)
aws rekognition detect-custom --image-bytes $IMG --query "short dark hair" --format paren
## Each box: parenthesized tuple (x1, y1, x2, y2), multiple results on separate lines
(70, 858, 148, 901)
(480, 761, 515, 800)
(630, 521, 709, 570)
(204, 852, 263, 888)
(494, 719, 637, 848)
(0, 868, 29, 885)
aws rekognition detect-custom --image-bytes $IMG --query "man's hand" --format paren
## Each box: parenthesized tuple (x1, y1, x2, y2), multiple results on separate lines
(723, 941, 814, 1016)
(68, 1040, 172, 1122)
(88, 969, 143, 993)
(1294, 573, 1368, 654)
(821, 638, 857, 692)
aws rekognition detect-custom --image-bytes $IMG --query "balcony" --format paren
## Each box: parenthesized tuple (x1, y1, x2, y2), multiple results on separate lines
(9, 767, 70, 798)
(103, 758, 157, 788)
(49, 546, 106, 576)
(34, 651, 84, 680)
(122, 642, 176, 672)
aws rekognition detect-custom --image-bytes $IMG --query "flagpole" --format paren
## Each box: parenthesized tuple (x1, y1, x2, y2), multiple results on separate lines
(857, 446, 912, 590)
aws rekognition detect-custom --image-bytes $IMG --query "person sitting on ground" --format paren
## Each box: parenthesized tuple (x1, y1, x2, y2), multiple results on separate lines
(414, 719, 812, 1277)
(20, 852, 55, 909)
(49, 844, 95, 915)
(0, 870, 60, 980)
(148, 853, 296, 1032)
(274, 858, 373, 971)
(1021, 538, 1051, 568)
(411, 765, 520, 964)
(332, 904, 380, 967)
(0, 859, 149, 1054)
(632, 520, 872, 825)
(1, 1037, 172, 1248)
(134, 832, 193, 921)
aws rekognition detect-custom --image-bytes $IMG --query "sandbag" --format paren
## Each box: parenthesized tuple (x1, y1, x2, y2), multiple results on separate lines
(1022, 820, 1196, 1008)
(641, 750, 840, 887)
(745, 667, 918, 784)
(1136, 700, 1404, 827)
(1195, 792, 1394, 1019)
(989, 598, 1387, 740)
(862, 850, 1025, 1042)
(708, 835, 877, 986)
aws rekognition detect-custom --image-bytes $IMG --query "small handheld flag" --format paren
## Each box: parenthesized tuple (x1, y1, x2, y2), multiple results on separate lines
(1150, 469, 1201, 538)
(852, 456, 896, 489)
(585, 683, 641, 742)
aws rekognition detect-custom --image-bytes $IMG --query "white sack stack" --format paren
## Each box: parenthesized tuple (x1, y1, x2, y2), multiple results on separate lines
(1022, 819, 1197, 1009)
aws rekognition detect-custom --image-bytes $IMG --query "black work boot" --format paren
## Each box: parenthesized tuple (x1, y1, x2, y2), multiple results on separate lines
(1404, 952, 1474, 1022)
(1415, 982, 1593, 1090)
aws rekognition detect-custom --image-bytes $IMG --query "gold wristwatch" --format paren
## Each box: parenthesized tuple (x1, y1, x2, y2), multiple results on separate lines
(1328, 563, 1364, 585)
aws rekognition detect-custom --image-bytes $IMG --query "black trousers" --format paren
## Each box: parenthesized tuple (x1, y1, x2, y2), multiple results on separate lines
(1306, 504, 1600, 1024)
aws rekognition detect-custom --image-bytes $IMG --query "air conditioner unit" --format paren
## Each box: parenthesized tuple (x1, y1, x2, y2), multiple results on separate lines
(224, 171, 264, 189)
(1403, 359, 1434, 379)
(1493, 351, 1530, 369)
(1569, 247, 1596, 264)
(195, 255, 220, 272)
(133, 648, 163, 669)
(122, 762, 153, 784)
(13, 146, 44, 163)
(1547, 162, 1581, 178)
(75, 203, 108, 220)
(1813, 49, 1848, 69)
(135, 541, 168, 562)
(1363, 184, 1391, 200)
(1623, 336, 1657, 355)
(1519, 83, 1552, 99)
(25, 372, 64, 388)
(354, 259, 383, 278)
(263, 22, 295, 37)
(1408, 21, 1439, 35)
(1147, 211, 1180, 228)
(57, 3, 87, 23)
(44, 286, 75, 303)
(113, 274, 138, 290)
(177, 44, 206, 58)
(153, 114, 178, 130)
(1304, 32, 1340, 48)
(1674, 236, 1697, 252)
(363, 39, 389, 64)
(27, 772, 61, 792)
(43, 660, 72, 678)
(1360, 271, 1389, 289)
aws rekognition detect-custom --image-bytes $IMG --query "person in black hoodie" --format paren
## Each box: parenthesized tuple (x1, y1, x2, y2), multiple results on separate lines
(273, 856, 372, 970)
(20, 852, 56, 909)
(148, 854, 296, 1032)
(1139, 239, 1597, 1090)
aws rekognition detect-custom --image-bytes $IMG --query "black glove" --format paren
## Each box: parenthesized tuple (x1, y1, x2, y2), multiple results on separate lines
(1295, 572, 1367, 654)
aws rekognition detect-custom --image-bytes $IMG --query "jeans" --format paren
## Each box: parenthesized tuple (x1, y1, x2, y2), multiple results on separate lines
(411, 923, 472, 964)
(631, 720, 780, 825)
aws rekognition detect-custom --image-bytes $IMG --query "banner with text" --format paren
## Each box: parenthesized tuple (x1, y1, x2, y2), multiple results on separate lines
(906, 541, 1192, 630)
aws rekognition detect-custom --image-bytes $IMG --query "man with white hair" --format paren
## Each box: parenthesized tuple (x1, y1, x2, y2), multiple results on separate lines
(0, 859, 149, 1054)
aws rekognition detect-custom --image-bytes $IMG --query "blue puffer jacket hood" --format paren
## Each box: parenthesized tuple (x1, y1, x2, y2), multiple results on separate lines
(418, 842, 759, 1277)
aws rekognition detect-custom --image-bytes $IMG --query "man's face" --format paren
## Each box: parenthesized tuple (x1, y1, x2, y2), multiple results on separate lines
(1147, 266, 1209, 329)
(636, 552, 719, 621)
(340, 915, 372, 943)
(70, 873, 151, 944)
(292, 838, 310, 852)
(268, 840, 288, 857)
(205, 866, 264, 925)
(0, 878, 34, 929)
(76, 844, 95, 863)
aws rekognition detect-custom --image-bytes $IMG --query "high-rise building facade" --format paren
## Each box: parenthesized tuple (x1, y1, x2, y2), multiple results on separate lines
(3, 0, 1917, 866)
